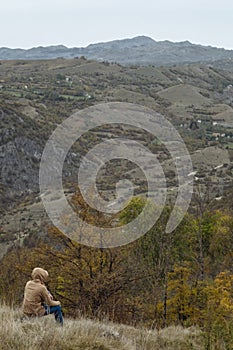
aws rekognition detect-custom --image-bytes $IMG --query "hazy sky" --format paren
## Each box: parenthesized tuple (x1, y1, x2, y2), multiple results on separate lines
(1, 0, 233, 49)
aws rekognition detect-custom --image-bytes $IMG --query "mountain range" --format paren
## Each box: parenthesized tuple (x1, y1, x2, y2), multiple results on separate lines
(1, 35, 233, 66)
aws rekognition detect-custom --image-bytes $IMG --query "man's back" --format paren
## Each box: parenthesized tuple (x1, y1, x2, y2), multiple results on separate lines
(22, 267, 63, 324)
(23, 279, 49, 316)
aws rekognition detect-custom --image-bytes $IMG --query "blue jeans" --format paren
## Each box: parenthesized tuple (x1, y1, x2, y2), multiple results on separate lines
(44, 305, 63, 325)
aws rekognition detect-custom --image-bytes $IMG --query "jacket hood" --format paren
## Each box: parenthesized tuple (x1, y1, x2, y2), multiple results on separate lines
(31, 267, 49, 283)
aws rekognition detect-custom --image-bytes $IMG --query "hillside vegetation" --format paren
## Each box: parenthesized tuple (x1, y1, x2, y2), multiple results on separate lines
(0, 305, 204, 350)
(0, 58, 233, 243)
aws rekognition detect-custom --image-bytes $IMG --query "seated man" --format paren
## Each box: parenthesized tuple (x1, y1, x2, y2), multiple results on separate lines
(22, 267, 63, 325)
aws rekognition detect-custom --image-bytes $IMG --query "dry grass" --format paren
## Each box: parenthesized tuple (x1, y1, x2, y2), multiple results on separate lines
(158, 84, 211, 106)
(0, 305, 204, 350)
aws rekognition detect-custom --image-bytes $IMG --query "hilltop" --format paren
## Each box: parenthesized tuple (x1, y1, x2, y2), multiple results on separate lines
(1, 36, 233, 66)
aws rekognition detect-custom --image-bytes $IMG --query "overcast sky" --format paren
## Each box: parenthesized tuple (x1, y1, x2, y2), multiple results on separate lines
(1, 0, 233, 49)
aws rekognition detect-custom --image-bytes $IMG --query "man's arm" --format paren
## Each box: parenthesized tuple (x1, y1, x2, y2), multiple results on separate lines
(41, 286, 60, 306)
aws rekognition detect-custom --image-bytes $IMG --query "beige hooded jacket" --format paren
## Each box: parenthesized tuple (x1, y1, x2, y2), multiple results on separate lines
(22, 267, 60, 317)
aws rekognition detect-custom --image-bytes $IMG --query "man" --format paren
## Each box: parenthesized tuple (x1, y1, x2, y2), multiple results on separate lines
(22, 267, 63, 325)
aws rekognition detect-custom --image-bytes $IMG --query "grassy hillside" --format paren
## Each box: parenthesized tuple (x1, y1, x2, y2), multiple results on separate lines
(157, 84, 211, 106)
(0, 305, 204, 350)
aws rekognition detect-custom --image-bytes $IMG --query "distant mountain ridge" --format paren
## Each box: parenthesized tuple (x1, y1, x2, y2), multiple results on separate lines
(1, 35, 233, 66)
